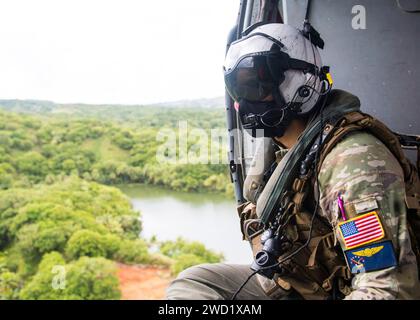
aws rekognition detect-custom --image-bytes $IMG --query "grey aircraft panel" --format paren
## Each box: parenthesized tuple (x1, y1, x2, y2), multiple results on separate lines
(235, 0, 419, 186)
(283, 0, 420, 135)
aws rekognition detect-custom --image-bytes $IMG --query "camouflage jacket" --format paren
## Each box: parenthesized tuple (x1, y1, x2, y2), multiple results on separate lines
(253, 90, 420, 300)
(318, 129, 420, 299)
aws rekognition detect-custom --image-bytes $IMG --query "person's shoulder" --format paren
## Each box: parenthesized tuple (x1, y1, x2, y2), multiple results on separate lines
(325, 130, 395, 163)
(319, 130, 404, 187)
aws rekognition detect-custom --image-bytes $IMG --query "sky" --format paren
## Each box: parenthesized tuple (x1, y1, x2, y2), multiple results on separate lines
(0, 0, 239, 105)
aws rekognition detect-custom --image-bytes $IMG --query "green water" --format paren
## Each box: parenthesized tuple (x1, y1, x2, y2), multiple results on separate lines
(118, 184, 252, 264)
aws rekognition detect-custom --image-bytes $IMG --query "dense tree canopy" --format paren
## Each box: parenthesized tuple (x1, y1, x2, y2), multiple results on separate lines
(0, 103, 227, 299)
(0, 107, 232, 194)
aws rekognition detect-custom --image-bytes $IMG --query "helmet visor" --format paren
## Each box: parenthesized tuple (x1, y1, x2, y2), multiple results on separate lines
(224, 55, 278, 102)
(224, 32, 318, 103)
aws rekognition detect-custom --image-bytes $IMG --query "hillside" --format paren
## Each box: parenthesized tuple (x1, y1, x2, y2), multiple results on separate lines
(0, 101, 228, 300)
(0, 103, 231, 194)
(0, 97, 225, 116)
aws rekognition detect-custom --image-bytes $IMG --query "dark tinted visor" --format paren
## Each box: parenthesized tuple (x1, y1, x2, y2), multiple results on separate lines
(224, 51, 318, 103)
(224, 55, 277, 102)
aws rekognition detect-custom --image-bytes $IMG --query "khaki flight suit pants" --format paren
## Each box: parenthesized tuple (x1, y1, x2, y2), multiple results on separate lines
(166, 263, 301, 300)
(166, 263, 269, 300)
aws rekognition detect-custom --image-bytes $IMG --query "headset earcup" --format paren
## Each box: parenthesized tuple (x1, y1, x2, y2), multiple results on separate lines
(298, 86, 311, 98)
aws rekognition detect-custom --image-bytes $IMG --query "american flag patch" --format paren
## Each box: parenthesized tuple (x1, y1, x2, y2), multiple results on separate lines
(338, 212, 385, 249)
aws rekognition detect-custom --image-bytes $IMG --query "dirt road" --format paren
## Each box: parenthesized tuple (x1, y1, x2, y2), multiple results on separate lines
(117, 263, 173, 300)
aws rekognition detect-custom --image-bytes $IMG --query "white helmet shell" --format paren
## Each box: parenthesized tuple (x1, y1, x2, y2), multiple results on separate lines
(224, 23, 323, 114)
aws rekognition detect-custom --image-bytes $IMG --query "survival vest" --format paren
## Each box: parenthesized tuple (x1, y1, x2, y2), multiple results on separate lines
(238, 106, 420, 300)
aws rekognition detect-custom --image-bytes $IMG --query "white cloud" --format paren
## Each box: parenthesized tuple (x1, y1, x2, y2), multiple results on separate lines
(0, 0, 239, 104)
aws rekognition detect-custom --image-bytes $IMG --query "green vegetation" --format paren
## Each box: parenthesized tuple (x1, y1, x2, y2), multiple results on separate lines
(0, 100, 227, 299)
(0, 177, 151, 299)
(160, 237, 224, 276)
(0, 101, 232, 194)
(19, 253, 121, 300)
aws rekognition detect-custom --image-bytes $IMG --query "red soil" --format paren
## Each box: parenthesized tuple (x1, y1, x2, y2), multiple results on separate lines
(117, 263, 173, 300)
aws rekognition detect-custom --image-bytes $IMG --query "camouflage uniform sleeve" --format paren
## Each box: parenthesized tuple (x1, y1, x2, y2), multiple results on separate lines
(318, 131, 420, 300)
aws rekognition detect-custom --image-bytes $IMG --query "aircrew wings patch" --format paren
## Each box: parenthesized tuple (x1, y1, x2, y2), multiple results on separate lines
(345, 240, 397, 274)
(338, 211, 385, 249)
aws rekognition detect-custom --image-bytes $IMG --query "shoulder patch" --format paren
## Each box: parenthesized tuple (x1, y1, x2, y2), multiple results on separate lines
(338, 211, 385, 249)
(353, 197, 379, 214)
(345, 240, 397, 274)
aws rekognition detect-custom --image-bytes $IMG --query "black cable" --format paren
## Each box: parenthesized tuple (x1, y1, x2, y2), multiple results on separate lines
(231, 269, 260, 300)
(305, 0, 312, 21)
(396, 0, 420, 13)
(231, 29, 330, 301)
(301, 32, 321, 105)
(231, 92, 328, 301)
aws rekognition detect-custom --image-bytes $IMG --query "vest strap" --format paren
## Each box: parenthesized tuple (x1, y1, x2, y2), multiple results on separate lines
(322, 265, 352, 292)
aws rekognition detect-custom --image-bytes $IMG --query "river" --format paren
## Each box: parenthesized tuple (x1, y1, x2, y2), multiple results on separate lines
(119, 184, 252, 264)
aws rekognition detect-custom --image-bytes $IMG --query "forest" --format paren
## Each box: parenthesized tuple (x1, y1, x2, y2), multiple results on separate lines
(0, 99, 232, 194)
(0, 99, 228, 299)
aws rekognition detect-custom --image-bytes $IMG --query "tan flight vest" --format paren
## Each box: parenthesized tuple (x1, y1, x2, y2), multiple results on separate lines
(238, 111, 420, 300)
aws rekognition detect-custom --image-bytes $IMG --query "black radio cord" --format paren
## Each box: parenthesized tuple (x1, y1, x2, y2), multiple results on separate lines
(305, 0, 312, 21)
(231, 94, 327, 301)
